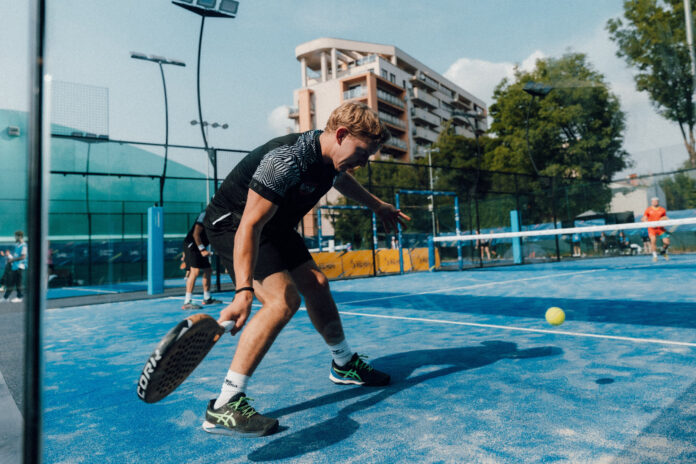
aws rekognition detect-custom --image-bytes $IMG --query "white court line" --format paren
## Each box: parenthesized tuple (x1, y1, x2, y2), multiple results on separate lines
(59, 287, 119, 294)
(338, 268, 605, 306)
(337, 310, 696, 348)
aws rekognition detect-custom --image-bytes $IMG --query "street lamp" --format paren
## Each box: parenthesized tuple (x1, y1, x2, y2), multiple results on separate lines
(523, 81, 553, 175)
(426, 147, 440, 237)
(172, 0, 239, 157)
(130, 51, 186, 206)
(190, 119, 229, 200)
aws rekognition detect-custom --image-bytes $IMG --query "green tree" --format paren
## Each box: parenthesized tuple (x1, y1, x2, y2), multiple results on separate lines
(660, 170, 696, 209)
(607, 0, 696, 167)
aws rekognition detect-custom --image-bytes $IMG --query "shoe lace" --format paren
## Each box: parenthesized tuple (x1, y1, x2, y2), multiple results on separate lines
(230, 396, 257, 418)
(351, 354, 374, 372)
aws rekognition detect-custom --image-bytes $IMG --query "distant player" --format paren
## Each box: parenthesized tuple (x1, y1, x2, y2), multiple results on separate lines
(182, 212, 222, 309)
(642, 197, 670, 262)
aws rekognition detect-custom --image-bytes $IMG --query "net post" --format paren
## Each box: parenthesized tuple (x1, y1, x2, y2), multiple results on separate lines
(454, 195, 463, 270)
(510, 210, 522, 264)
(371, 211, 377, 276)
(147, 206, 164, 294)
(428, 235, 435, 271)
(396, 192, 404, 274)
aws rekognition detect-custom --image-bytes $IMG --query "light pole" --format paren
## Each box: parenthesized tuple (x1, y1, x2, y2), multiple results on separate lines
(523, 81, 553, 176)
(427, 147, 439, 237)
(190, 119, 229, 200)
(172, 0, 238, 161)
(130, 52, 186, 206)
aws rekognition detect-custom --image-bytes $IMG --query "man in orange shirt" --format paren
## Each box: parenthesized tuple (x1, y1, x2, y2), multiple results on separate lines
(642, 197, 670, 262)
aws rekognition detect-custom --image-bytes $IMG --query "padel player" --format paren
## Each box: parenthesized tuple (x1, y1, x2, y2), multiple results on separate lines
(202, 102, 409, 436)
(181, 212, 222, 309)
(642, 196, 670, 262)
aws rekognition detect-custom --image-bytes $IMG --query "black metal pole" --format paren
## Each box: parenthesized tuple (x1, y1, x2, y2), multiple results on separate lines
(196, 15, 209, 151)
(25, 1, 47, 461)
(158, 62, 170, 207)
(525, 95, 540, 175)
(551, 177, 560, 261)
(212, 148, 221, 292)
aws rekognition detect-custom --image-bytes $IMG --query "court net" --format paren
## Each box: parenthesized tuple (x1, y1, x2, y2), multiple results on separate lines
(429, 216, 696, 270)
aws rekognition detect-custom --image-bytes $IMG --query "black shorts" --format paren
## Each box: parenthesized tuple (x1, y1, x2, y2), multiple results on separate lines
(206, 227, 311, 283)
(183, 243, 211, 270)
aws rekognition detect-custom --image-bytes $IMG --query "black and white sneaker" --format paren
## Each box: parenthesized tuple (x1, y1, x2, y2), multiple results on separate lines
(202, 298, 223, 306)
(202, 393, 278, 437)
(330, 353, 390, 386)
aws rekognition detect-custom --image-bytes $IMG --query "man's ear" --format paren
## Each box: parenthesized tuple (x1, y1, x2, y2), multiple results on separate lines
(335, 127, 349, 144)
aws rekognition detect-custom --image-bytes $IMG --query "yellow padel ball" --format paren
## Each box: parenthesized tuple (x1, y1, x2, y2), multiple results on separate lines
(545, 307, 565, 326)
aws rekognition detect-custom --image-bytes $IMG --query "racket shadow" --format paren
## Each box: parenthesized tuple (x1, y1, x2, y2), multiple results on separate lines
(248, 341, 562, 462)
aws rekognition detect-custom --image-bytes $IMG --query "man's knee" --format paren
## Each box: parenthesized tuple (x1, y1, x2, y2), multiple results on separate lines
(307, 270, 330, 294)
(267, 288, 301, 324)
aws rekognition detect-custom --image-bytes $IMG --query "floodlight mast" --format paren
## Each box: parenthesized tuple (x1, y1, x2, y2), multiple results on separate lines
(171, 0, 238, 156)
(130, 52, 186, 206)
(523, 81, 553, 176)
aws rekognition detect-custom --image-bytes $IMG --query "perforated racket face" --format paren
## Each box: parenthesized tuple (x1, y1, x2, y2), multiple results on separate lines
(137, 313, 224, 403)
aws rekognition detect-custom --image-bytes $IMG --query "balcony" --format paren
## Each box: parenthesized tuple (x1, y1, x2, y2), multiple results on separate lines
(411, 87, 438, 108)
(410, 72, 439, 92)
(410, 107, 440, 127)
(384, 137, 407, 150)
(379, 111, 406, 130)
(377, 89, 405, 109)
(288, 107, 299, 119)
(412, 125, 439, 144)
(343, 86, 367, 100)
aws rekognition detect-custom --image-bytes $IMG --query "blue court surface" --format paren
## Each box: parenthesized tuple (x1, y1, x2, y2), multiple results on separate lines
(42, 255, 696, 463)
(46, 275, 235, 299)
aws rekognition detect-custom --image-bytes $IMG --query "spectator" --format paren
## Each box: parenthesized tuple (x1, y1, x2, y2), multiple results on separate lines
(3, 230, 27, 303)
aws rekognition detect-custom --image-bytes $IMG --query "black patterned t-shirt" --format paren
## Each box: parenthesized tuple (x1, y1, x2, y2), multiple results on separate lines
(204, 130, 338, 234)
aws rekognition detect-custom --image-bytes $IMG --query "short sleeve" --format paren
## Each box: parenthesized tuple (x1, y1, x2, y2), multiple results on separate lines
(250, 148, 301, 204)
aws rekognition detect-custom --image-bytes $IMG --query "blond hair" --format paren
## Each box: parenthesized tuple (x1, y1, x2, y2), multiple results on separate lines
(325, 102, 391, 146)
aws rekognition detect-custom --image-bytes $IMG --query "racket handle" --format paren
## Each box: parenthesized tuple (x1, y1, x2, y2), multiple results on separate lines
(219, 320, 234, 332)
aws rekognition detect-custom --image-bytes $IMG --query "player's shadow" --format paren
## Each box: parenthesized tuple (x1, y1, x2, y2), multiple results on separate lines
(247, 340, 561, 462)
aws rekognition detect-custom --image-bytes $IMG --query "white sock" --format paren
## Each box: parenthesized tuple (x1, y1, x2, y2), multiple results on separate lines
(328, 338, 354, 367)
(204, 291, 211, 300)
(214, 370, 249, 409)
(652, 251, 657, 257)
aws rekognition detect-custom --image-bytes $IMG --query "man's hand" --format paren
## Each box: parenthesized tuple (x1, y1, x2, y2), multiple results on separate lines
(375, 202, 411, 233)
(218, 292, 254, 335)
(200, 249, 211, 257)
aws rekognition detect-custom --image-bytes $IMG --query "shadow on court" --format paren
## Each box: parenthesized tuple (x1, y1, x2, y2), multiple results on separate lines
(330, 291, 696, 329)
(247, 340, 561, 462)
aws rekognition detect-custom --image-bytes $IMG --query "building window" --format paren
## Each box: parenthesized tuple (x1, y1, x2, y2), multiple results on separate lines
(381, 69, 388, 79)
(390, 73, 396, 83)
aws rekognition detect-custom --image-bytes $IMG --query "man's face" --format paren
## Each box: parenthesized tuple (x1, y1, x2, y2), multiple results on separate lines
(332, 130, 377, 172)
(14, 234, 21, 242)
(651, 198, 659, 207)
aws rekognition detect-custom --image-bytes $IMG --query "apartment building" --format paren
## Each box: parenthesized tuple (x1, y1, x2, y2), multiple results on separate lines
(290, 37, 488, 162)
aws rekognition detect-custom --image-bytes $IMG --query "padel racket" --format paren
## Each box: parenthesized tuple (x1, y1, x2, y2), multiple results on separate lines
(137, 313, 233, 403)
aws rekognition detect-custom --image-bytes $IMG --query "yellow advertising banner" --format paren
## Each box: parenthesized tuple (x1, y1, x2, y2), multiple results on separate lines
(410, 247, 439, 271)
(310, 251, 344, 279)
(376, 249, 412, 274)
(341, 250, 375, 277)
(311, 247, 436, 279)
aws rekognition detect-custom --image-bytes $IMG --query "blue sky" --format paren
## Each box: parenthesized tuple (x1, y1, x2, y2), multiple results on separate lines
(0, 0, 689, 175)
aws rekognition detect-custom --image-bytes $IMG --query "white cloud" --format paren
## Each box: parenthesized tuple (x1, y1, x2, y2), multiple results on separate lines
(443, 50, 545, 106)
(267, 105, 294, 136)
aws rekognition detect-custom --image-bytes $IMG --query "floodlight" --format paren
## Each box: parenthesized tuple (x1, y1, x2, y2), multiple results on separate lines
(218, 0, 239, 15)
(523, 81, 553, 98)
(196, 0, 216, 8)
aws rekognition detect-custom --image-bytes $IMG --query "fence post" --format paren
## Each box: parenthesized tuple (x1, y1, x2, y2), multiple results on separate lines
(147, 206, 164, 294)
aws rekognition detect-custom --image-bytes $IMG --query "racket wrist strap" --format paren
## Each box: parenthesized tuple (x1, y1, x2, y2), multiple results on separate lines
(235, 286, 254, 294)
